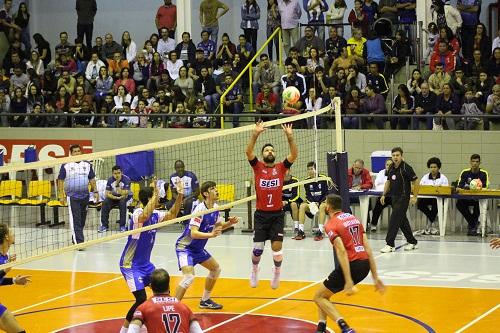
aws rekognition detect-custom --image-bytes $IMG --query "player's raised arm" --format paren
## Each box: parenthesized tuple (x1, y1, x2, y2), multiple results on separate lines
(246, 121, 265, 161)
(282, 123, 298, 163)
(362, 234, 386, 294)
(138, 179, 160, 225)
(164, 180, 184, 221)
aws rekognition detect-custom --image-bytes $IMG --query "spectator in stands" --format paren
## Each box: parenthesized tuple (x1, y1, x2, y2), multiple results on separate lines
(32, 33, 51, 67)
(55, 85, 70, 116)
(345, 65, 366, 93)
(8, 86, 26, 127)
(94, 66, 113, 108)
(3, 51, 26, 76)
(91, 36, 105, 63)
(366, 62, 388, 96)
(485, 84, 500, 129)
(190, 49, 213, 81)
(253, 53, 282, 99)
(28, 103, 45, 127)
(407, 69, 423, 97)
(312, 66, 330, 96)
(131, 87, 155, 110)
(430, 41, 456, 74)
(85, 52, 104, 86)
(414, 82, 437, 130)
(76, 0, 96, 48)
(192, 96, 210, 128)
(459, 87, 483, 130)
(74, 41, 89, 74)
(428, 63, 451, 94)
(59, 53, 78, 75)
(487, 47, 500, 80)
(281, 62, 307, 98)
(344, 86, 361, 129)
(475, 70, 493, 110)
(348, 0, 369, 37)
(370, 158, 392, 231)
(0, 0, 21, 41)
(326, 0, 347, 37)
(457, 0, 481, 62)
(329, 46, 357, 75)
(266, 0, 281, 61)
(295, 26, 324, 59)
(378, 0, 397, 25)
(364, 32, 387, 74)
(220, 73, 243, 127)
(456, 154, 489, 236)
(113, 85, 132, 114)
(143, 40, 155, 63)
(240, 0, 260, 53)
(174, 66, 193, 98)
(449, 67, 469, 103)
(157, 28, 176, 61)
(194, 66, 218, 113)
(471, 23, 491, 63)
(55, 31, 74, 57)
(391, 84, 414, 130)
(0, 88, 10, 127)
(199, 0, 229, 43)
(121, 31, 137, 63)
(348, 159, 373, 190)
(114, 68, 135, 95)
(13, 2, 30, 52)
(26, 50, 44, 76)
(26, 83, 43, 114)
(306, 47, 324, 85)
(149, 33, 160, 50)
(318, 85, 337, 128)
(236, 34, 254, 67)
(396, 0, 416, 41)
(278, 0, 302, 56)
(385, 30, 411, 78)
(102, 33, 122, 61)
(363, 0, 379, 25)
(304, 87, 322, 128)
(418, 157, 448, 235)
(346, 28, 366, 61)
(330, 67, 346, 97)
(108, 51, 129, 80)
(175, 32, 196, 68)
(303, 0, 328, 42)
(255, 83, 278, 121)
(215, 60, 236, 95)
(466, 49, 485, 82)
(360, 84, 386, 129)
(130, 52, 150, 88)
(69, 84, 92, 117)
(435, 83, 459, 130)
(55, 69, 75, 96)
(285, 46, 307, 74)
(325, 27, 347, 70)
(434, 26, 460, 59)
(155, 0, 177, 38)
(166, 51, 183, 81)
(44, 101, 65, 127)
(197, 30, 217, 62)
(430, 0, 462, 36)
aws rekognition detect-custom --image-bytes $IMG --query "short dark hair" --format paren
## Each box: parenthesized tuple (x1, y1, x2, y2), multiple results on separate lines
(174, 160, 184, 167)
(112, 165, 121, 172)
(261, 143, 274, 153)
(307, 161, 316, 169)
(427, 157, 441, 169)
(201, 181, 216, 199)
(470, 154, 481, 161)
(139, 187, 154, 206)
(150, 268, 170, 294)
(326, 194, 342, 211)
(391, 147, 403, 155)
(260, 53, 269, 60)
(69, 144, 81, 153)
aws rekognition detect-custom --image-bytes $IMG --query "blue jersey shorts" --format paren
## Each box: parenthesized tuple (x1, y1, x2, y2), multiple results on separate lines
(120, 262, 155, 292)
(0, 303, 7, 317)
(176, 249, 212, 270)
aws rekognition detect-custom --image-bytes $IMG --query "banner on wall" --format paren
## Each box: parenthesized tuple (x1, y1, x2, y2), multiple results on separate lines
(0, 140, 93, 163)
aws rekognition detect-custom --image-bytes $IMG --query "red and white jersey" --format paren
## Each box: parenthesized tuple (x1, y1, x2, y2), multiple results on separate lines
(133, 294, 196, 333)
(250, 158, 291, 211)
(325, 212, 369, 262)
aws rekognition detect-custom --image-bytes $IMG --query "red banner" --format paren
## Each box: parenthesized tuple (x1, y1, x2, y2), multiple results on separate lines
(0, 139, 93, 163)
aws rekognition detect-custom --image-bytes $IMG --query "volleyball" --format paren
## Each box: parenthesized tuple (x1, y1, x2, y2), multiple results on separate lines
(469, 179, 483, 190)
(282, 86, 301, 103)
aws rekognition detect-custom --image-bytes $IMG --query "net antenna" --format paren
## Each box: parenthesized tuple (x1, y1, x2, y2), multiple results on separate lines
(333, 96, 343, 152)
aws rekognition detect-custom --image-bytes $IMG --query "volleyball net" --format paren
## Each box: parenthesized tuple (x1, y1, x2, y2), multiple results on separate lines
(0, 105, 340, 269)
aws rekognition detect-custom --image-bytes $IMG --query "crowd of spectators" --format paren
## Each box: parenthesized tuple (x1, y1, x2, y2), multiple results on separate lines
(0, 0, 498, 130)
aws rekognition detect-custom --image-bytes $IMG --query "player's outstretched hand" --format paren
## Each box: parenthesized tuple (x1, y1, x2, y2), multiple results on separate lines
(254, 121, 266, 135)
(228, 216, 239, 225)
(490, 238, 500, 249)
(374, 278, 386, 295)
(8, 254, 16, 263)
(14, 275, 31, 286)
(212, 226, 222, 238)
(281, 123, 293, 136)
(175, 179, 184, 196)
(343, 280, 358, 296)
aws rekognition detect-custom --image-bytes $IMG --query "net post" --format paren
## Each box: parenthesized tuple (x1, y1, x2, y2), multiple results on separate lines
(327, 152, 350, 213)
(241, 180, 254, 233)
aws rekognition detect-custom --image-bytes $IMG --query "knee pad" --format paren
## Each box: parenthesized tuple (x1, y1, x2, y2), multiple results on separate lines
(272, 250, 283, 260)
(252, 242, 265, 257)
(179, 273, 195, 289)
(208, 267, 221, 279)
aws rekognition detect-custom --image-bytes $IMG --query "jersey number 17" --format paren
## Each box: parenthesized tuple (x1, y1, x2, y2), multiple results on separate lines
(163, 313, 181, 333)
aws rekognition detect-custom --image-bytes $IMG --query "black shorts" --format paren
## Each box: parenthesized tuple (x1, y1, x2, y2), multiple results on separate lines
(253, 210, 285, 242)
(283, 198, 303, 213)
(323, 259, 370, 293)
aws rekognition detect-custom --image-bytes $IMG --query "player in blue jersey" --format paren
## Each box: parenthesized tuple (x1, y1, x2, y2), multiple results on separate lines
(174, 181, 239, 310)
(0, 224, 31, 333)
(119, 180, 184, 333)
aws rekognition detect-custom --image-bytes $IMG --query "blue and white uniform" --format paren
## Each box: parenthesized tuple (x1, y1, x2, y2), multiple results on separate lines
(175, 202, 222, 269)
(169, 171, 199, 197)
(0, 253, 10, 316)
(120, 208, 166, 292)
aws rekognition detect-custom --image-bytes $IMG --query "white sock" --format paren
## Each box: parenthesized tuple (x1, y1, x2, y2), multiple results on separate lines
(201, 290, 211, 301)
(319, 224, 324, 233)
(294, 221, 299, 229)
(120, 327, 128, 333)
(299, 224, 304, 231)
(252, 264, 259, 271)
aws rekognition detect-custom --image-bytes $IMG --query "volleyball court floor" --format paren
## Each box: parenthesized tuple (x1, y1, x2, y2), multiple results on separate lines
(5, 220, 500, 333)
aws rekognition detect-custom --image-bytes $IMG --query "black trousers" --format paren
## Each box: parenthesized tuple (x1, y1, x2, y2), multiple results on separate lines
(456, 199, 479, 230)
(100, 197, 128, 228)
(417, 198, 438, 223)
(77, 23, 93, 48)
(68, 196, 89, 244)
(371, 196, 391, 226)
(385, 196, 417, 247)
(243, 28, 258, 55)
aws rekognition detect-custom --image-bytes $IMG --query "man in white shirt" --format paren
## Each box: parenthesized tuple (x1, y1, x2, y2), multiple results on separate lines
(85, 52, 105, 85)
(157, 28, 176, 61)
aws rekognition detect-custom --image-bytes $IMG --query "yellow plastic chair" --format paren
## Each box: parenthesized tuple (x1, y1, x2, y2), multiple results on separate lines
(0, 180, 22, 205)
(217, 183, 235, 220)
(19, 180, 51, 205)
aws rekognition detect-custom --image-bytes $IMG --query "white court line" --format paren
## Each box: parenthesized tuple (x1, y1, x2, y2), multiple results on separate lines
(202, 253, 386, 332)
(454, 303, 500, 333)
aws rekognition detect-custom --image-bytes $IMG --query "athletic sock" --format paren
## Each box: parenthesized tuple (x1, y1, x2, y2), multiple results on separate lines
(317, 321, 327, 331)
(298, 224, 304, 232)
(318, 223, 324, 233)
(273, 250, 283, 269)
(252, 263, 259, 271)
(294, 221, 299, 229)
(201, 290, 211, 301)
(337, 318, 349, 330)
(252, 255, 261, 266)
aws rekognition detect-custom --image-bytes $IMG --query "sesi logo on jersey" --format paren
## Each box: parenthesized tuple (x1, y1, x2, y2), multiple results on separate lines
(260, 179, 280, 188)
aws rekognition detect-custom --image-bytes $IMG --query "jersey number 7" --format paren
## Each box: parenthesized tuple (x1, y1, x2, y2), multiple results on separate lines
(163, 313, 181, 333)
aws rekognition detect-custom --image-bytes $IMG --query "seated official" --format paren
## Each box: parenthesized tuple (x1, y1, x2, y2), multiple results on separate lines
(456, 154, 489, 236)
(370, 158, 392, 232)
(99, 165, 131, 233)
(417, 157, 448, 235)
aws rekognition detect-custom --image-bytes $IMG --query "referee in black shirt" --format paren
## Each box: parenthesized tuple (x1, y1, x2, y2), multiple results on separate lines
(380, 147, 420, 253)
